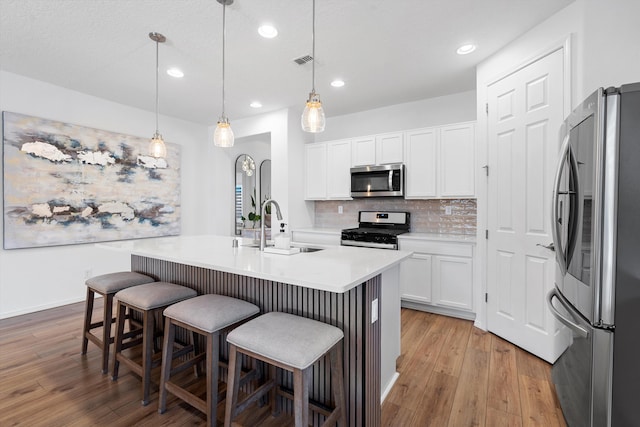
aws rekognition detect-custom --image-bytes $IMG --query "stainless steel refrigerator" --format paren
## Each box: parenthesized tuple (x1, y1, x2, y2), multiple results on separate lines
(547, 83, 640, 426)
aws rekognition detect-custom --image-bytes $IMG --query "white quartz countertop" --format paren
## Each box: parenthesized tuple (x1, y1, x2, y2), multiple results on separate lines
(399, 232, 477, 243)
(98, 234, 412, 294)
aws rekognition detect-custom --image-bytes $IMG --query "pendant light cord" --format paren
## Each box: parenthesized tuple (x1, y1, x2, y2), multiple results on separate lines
(311, 0, 316, 93)
(155, 38, 160, 133)
(221, 3, 226, 118)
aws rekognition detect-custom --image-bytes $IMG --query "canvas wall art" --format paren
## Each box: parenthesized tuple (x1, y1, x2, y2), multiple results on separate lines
(2, 111, 181, 249)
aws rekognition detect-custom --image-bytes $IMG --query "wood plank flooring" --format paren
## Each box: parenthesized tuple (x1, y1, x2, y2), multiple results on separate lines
(0, 300, 567, 426)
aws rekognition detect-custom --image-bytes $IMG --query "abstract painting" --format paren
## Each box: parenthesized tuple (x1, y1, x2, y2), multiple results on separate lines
(2, 111, 181, 249)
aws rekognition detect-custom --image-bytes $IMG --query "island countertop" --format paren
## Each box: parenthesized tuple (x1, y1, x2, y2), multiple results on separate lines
(98, 234, 412, 293)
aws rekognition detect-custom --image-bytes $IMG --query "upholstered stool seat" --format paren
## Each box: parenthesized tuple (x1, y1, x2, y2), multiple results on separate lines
(158, 294, 260, 427)
(81, 271, 155, 374)
(111, 282, 197, 406)
(224, 312, 347, 427)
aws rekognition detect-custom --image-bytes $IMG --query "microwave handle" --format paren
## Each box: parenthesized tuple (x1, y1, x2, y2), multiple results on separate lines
(552, 134, 571, 274)
(388, 169, 393, 189)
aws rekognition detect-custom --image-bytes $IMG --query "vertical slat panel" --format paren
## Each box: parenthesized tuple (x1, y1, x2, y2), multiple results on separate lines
(131, 255, 381, 427)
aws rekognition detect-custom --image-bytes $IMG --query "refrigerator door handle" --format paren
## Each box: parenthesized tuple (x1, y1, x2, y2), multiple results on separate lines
(552, 135, 571, 274)
(547, 289, 589, 339)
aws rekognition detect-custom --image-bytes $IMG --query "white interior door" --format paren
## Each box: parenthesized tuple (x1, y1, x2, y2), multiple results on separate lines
(486, 48, 570, 363)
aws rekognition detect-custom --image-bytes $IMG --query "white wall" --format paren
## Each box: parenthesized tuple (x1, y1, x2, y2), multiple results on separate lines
(207, 108, 315, 236)
(317, 90, 477, 142)
(0, 71, 209, 318)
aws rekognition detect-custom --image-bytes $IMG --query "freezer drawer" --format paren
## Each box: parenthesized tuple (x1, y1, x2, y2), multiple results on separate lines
(548, 288, 613, 427)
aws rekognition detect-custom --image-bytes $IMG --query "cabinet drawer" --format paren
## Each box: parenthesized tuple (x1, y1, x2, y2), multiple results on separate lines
(399, 240, 473, 258)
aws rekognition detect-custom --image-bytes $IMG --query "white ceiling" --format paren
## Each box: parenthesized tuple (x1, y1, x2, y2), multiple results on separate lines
(0, 0, 573, 125)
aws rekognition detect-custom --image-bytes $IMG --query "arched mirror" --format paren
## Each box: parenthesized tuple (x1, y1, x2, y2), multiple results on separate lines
(259, 159, 272, 228)
(234, 154, 257, 235)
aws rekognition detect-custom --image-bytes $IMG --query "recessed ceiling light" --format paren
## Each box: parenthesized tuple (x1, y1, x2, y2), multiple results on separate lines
(258, 25, 278, 39)
(456, 44, 476, 55)
(250, 101, 263, 108)
(331, 79, 345, 88)
(167, 68, 184, 78)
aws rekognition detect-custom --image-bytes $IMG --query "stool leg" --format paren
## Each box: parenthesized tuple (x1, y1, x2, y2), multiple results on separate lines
(141, 308, 155, 406)
(81, 288, 94, 355)
(293, 367, 310, 427)
(330, 344, 347, 427)
(158, 316, 175, 414)
(223, 344, 242, 427)
(100, 293, 114, 374)
(111, 301, 126, 381)
(206, 332, 220, 427)
(269, 364, 279, 416)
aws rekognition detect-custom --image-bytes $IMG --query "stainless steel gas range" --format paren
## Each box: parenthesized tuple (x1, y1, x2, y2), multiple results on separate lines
(340, 211, 410, 250)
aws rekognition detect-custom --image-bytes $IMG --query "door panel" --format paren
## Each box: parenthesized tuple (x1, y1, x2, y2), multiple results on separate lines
(487, 48, 570, 363)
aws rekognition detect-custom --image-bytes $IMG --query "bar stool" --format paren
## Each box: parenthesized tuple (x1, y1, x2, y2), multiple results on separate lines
(158, 294, 260, 426)
(224, 312, 347, 427)
(111, 281, 197, 406)
(81, 271, 155, 374)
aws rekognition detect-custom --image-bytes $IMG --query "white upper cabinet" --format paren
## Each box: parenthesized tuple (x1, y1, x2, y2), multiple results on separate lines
(375, 132, 404, 165)
(352, 132, 403, 166)
(440, 122, 475, 197)
(304, 143, 327, 200)
(405, 122, 476, 199)
(326, 139, 352, 199)
(405, 128, 438, 198)
(351, 136, 376, 166)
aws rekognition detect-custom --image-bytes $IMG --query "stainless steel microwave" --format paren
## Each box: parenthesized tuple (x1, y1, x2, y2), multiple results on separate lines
(350, 164, 404, 197)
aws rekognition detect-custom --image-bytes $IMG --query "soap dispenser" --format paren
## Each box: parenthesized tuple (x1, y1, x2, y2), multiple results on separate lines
(274, 222, 290, 249)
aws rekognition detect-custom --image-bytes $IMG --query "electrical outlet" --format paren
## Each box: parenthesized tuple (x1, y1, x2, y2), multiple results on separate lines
(371, 298, 378, 323)
(338, 205, 343, 214)
(445, 206, 452, 215)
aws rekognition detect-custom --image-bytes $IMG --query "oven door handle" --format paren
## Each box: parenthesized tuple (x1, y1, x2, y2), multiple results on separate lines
(547, 288, 589, 339)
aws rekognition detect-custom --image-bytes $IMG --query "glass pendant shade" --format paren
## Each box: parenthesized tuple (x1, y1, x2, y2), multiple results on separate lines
(301, 91, 325, 133)
(149, 132, 167, 158)
(214, 117, 235, 147)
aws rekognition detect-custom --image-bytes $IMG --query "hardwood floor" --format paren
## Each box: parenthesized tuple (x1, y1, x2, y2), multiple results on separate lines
(0, 300, 567, 426)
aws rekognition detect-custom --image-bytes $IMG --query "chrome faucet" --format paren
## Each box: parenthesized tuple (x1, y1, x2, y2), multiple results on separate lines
(260, 199, 283, 251)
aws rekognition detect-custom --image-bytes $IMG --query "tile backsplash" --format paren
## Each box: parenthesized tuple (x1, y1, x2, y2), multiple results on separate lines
(314, 199, 477, 235)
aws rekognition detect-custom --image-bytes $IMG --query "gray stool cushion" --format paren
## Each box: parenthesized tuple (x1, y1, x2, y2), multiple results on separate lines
(115, 282, 197, 310)
(227, 312, 344, 370)
(86, 271, 155, 294)
(164, 295, 259, 333)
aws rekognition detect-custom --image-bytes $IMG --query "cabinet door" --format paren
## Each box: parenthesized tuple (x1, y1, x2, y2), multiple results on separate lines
(404, 128, 438, 198)
(351, 136, 376, 166)
(440, 123, 475, 197)
(326, 139, 352, 199)
(376, 132, 404, 164)
(304, 143, 327, 200)
(433, 255, 473, 311)
(400, 254, 432, 303)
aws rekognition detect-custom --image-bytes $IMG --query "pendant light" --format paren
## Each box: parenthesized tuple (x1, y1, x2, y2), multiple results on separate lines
(301, 0, 325, 133)
(148, 32, 167, 158)
(214, 0, 235, 147)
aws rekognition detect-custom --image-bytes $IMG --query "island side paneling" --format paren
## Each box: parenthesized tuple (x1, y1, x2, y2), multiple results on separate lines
(132, 255, 381, 427)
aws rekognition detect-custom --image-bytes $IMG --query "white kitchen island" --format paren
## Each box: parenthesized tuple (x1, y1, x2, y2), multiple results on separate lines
(99, 234, 411, 427)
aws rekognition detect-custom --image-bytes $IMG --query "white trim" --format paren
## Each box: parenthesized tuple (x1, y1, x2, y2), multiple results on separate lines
(0, 295, 87, 319)
(380, 372, 400, 404)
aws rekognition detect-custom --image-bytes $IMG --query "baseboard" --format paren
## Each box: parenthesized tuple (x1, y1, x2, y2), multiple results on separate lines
(380, 371, 400, 404)
(401, 300, 476, 321)
(0, 295, 88, 319)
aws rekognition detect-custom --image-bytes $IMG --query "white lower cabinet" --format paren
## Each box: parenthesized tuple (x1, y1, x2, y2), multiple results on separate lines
(400, 253, 432, 303)
(432, 255, 473, 311)
(399, 237, 475, 320)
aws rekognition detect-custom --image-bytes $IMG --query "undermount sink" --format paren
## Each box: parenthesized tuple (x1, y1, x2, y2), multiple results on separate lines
(296, 246, 323, 253)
